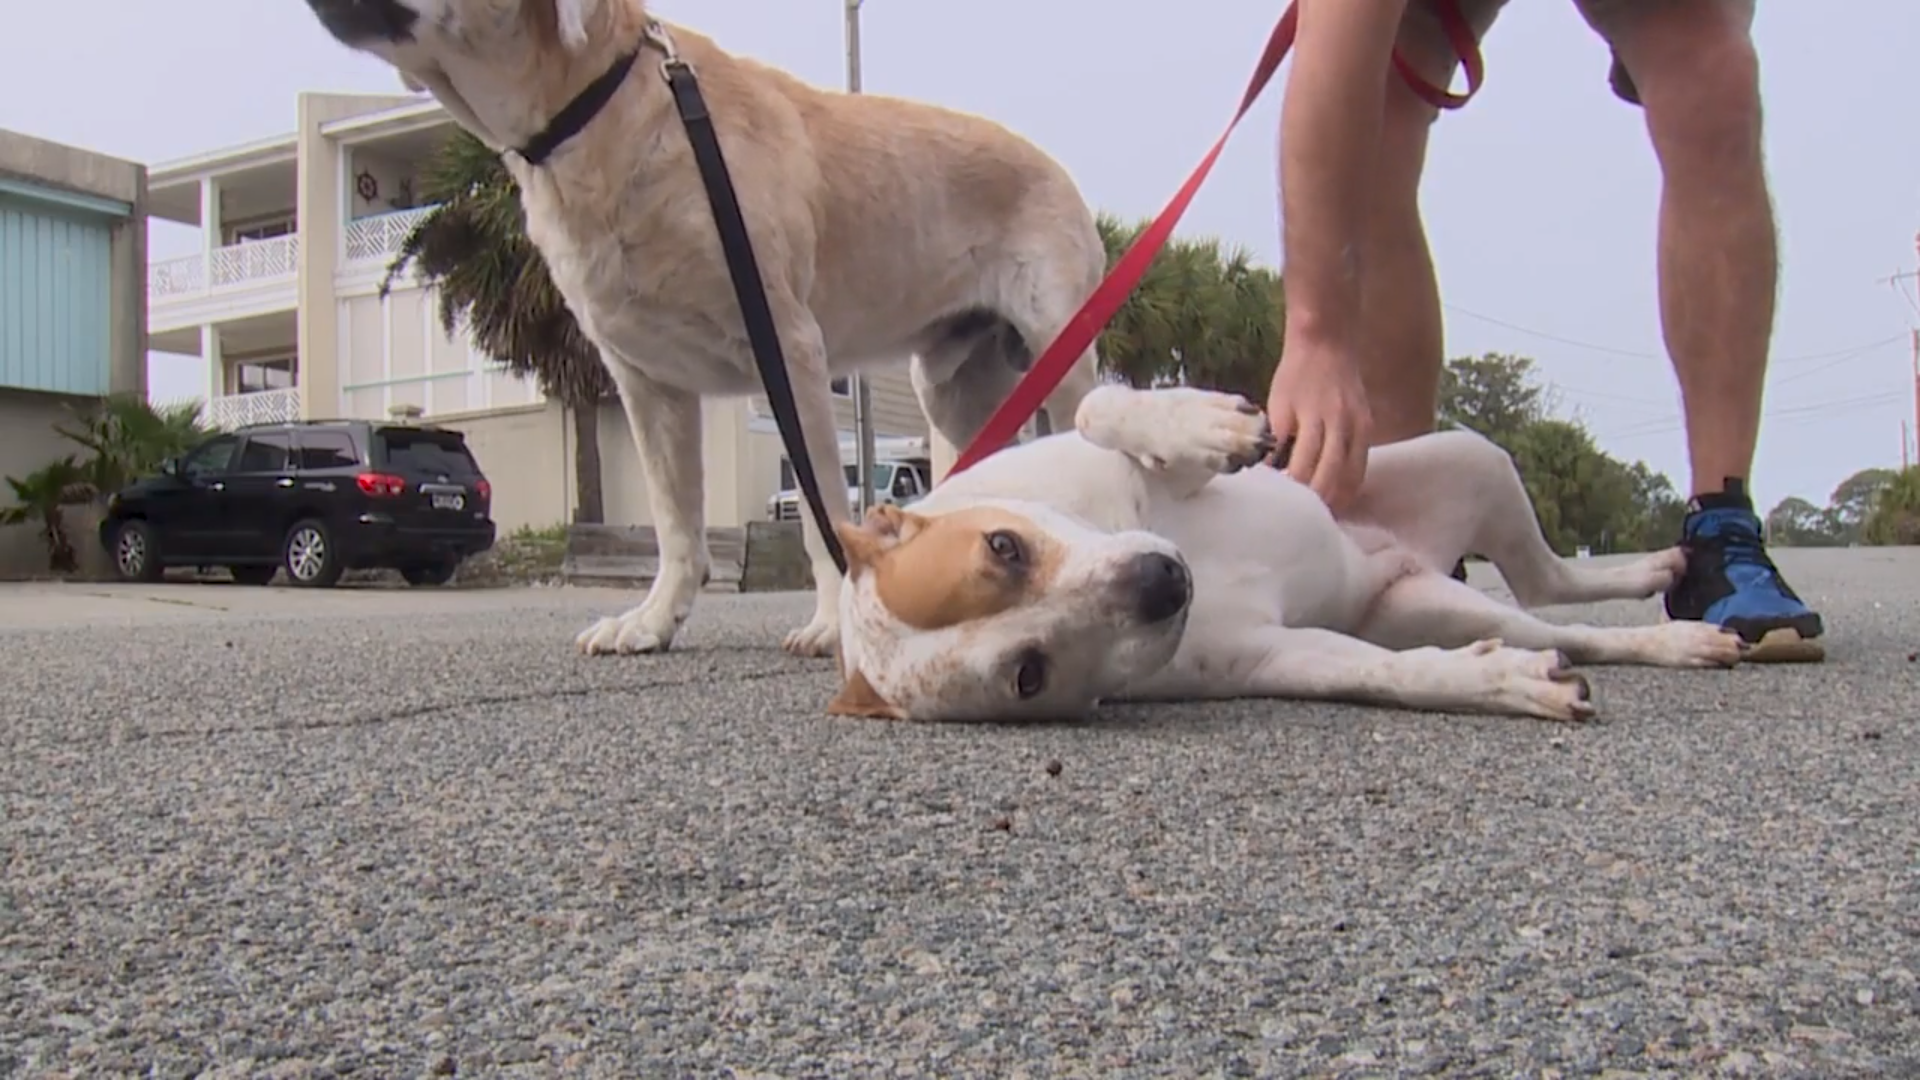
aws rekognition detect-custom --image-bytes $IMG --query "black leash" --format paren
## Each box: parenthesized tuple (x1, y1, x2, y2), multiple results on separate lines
(510, 21, 849, 574)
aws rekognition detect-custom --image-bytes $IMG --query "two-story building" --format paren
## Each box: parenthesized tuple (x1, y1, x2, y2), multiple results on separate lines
(0, 129, 148, 578)
(144, 91, 949, 533)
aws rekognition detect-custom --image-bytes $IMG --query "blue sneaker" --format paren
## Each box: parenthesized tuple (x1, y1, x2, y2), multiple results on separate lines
(1663, 479, 1825, 662)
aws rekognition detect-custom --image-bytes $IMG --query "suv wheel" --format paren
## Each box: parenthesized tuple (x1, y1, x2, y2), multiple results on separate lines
(282, 518, 343, 588)
(400, 560, 458, 587)
(229, 565, 278, 586)
(110, 520, 164, 583)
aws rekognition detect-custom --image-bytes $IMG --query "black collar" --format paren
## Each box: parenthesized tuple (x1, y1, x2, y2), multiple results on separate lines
(513, 43, 643, 166)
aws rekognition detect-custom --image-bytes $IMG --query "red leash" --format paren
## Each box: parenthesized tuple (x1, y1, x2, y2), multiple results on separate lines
(947, 0, 1485, 477)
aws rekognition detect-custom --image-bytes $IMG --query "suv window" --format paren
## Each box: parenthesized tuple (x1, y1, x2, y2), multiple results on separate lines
(180, 435, 239, 478)
(296, 430, 360, 471)
(235, 430, 293, 472)
(377, 428, 481, 477)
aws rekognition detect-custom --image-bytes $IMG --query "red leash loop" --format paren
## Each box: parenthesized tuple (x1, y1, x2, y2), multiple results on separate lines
(946, 0, 1484, 477)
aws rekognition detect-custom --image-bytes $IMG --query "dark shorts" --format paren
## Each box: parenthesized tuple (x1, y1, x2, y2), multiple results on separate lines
(1402, 0, 1758, 107)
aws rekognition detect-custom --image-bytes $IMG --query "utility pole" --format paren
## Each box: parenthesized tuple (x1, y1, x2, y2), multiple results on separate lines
(844, 0, 877, 517)
(1904, 231, 1920, 470)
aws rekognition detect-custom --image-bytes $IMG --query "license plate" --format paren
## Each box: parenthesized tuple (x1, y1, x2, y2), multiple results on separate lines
(431, 493, 465, 511)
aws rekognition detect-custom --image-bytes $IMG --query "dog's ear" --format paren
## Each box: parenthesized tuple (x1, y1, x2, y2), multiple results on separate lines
(827, 667, 907, 721)
(552, 0, 599, 51)
(834, 504, 925, 577)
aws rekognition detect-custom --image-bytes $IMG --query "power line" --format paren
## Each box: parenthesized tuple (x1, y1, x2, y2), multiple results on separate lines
(1600, 388, 1909, 442)
(1443, 302, 1905, 367)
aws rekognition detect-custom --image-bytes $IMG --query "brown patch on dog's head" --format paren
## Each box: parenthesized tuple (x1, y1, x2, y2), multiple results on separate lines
(833, 497, 1195, 723)
(826, 667, 905, 720)
(835, 504, 1066, 632)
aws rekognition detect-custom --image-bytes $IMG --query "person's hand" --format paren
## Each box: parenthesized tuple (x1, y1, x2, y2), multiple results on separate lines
(1265, 332, 1373, 510)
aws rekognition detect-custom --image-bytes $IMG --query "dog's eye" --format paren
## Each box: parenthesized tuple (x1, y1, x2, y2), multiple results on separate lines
(1014, 651, 1047, 700)
(985, 529, 1024, 564)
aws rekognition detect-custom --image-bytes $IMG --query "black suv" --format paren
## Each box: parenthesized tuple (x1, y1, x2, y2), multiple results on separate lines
(99, 419, 496, 588)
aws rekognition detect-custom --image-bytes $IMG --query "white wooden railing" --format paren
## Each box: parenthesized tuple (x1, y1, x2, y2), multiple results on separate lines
(148, 234, 300, 300)
(204, 388, 301, 430)
(342, 205, 437, 265)
(147, 256, 205, 298)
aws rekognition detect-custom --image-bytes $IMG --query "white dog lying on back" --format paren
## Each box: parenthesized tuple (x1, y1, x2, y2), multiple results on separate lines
(828, 384, 1743, 722)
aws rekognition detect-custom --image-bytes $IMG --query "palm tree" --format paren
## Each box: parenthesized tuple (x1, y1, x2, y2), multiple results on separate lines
(55, 393, 216, 499)
(383, 130, 614, 524)
(1094, 212, 1285, 399)
(1864, 465, 1920, 546)
(0, 458, 90, 573)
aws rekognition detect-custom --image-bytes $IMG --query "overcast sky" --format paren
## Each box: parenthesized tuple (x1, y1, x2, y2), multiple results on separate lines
(2, 0, 1915, 512)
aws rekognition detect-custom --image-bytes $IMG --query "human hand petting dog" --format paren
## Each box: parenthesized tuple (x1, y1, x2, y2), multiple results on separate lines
(1264, 332, 1374, 511)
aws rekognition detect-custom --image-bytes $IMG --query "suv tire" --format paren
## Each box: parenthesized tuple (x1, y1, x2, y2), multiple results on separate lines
(230, 565, 278, 586)
(281, 518, 343, 588)
(110, 520, 165, 583)
(400, 560, 458, 587)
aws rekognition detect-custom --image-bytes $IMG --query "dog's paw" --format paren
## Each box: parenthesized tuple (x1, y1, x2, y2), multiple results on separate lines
(1623, 545, 1688, 598)
(575, 608, 677, 655)
(782, 613, 839, 659)
(1646, 619, 1745, 669)
(1140, 389, 1275, 475)
(1461, 641, 1596, 722)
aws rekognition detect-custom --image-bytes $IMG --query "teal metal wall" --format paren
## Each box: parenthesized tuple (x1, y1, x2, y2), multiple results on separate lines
(0, 180, 126, 397)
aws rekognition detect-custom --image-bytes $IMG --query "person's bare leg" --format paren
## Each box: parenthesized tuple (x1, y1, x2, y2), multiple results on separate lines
(1587, 0, 1824, 661)
(1599, 0, 1772, 494)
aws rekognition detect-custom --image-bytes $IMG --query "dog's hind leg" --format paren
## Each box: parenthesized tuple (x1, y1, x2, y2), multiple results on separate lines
(914, 239, 1110, 483)
(1136, 625, 1596, 722)
(911, 313, 1027, 483)
(1353, 429, 1688, 608)
(1355, 567, 1743, 669)
(577, 367, 709, 656)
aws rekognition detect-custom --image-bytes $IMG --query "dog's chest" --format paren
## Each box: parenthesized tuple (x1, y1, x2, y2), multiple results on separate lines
(1149, 472, 1373, 630)
(522, 191, 765, 396)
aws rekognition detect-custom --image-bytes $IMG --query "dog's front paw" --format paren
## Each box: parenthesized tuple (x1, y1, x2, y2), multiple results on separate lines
(1463, 640, 1596, 722)
(576, 605, 678, 656)
(1646, 620, 1745, 669)
(782, 613, 838, 658)
(1143, 389, 1275, 475)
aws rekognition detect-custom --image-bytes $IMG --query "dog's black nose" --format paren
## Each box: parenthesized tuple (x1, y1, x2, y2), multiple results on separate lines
(308, 0, 419, 45)
(1124, 552, 1191, 624)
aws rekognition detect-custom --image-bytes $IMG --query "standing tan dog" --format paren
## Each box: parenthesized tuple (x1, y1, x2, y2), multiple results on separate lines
(303, 0, 1104, 657)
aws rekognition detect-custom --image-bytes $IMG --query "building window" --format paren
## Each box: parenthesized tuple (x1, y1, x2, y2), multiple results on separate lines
(226, 215, 296, 244)
(233, 357, 296, 395)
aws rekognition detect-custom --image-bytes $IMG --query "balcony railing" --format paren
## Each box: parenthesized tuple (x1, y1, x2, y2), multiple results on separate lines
(204, 387, 301, 430)
(146, 206, 444, 302)
(149, 234, 300, 301)
(343, 205, 437, 266)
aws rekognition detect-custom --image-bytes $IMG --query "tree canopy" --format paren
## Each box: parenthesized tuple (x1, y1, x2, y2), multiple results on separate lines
(1766, 465, 1920, 548)
(1433, 352, 1686, 554)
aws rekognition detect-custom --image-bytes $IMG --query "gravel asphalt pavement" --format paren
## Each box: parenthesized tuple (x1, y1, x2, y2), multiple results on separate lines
(3, 547, 1916, 1078)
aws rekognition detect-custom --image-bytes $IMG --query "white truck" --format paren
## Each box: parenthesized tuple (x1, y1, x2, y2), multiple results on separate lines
(766, 434, 934, 523)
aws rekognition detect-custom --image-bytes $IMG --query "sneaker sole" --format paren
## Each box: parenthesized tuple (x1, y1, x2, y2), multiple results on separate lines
(1743, 626, 1826, 664)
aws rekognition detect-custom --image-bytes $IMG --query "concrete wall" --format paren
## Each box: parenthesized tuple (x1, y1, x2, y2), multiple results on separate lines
(294, 91, 421, 422)
(443, 389, 933, 535)
(0, 388, 95, 578)
(336, 287, 542, 419)
(0, 128, 147, 400)
(750, 368, 927, 445)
